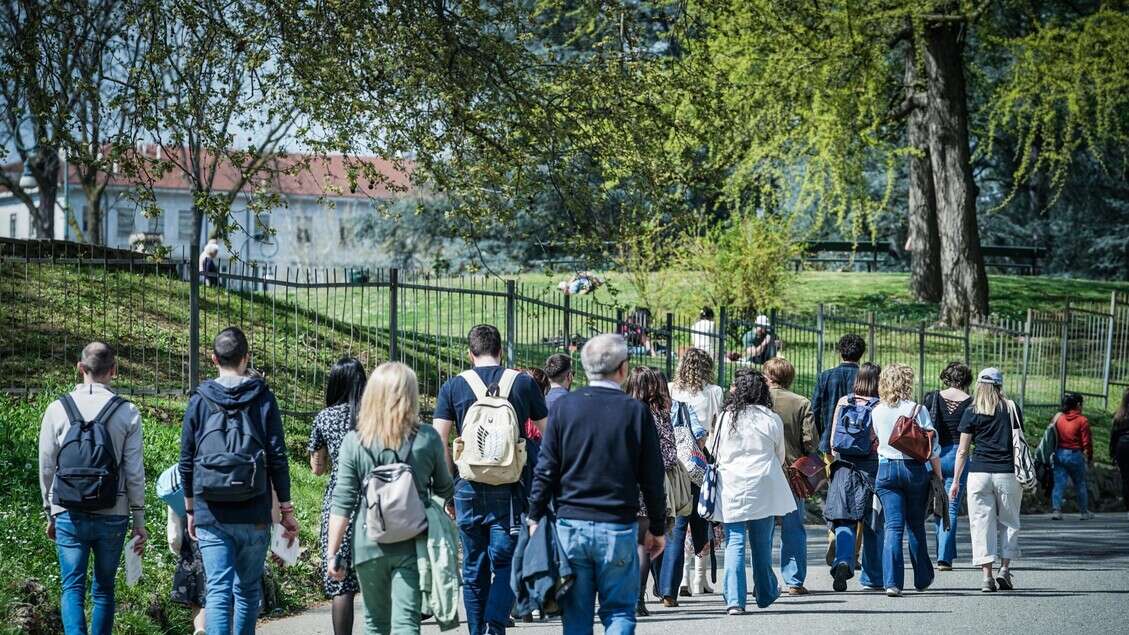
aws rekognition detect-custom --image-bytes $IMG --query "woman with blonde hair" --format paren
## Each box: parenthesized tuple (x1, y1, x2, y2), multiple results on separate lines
(950, 368, 1024, 593)
(869, 363, 941, 597)
(326, 362, 454, 634)
(668, 347, 721, 595)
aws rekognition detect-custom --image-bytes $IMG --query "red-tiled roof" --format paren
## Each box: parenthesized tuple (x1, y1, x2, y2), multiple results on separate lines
(2, 148, 412, 199)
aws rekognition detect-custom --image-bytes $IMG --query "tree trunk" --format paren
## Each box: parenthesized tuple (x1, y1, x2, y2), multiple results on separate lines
(29, 150, 60, 239)
(83, 186, 104, 245)
(904, 42, 942, 303)
(924, 20, 988, 325)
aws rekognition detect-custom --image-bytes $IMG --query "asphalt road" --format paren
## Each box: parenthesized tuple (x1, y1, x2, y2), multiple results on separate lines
(259, 513, 1129, 634)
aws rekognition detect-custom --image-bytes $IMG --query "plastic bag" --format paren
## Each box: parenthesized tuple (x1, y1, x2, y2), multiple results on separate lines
(270, 523, 299, 566)
(124, 536, 142, 586)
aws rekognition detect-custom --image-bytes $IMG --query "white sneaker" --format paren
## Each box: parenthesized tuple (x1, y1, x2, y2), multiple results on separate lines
(1050, 511, 1063, 520)
(1080, 511, 1095, 521)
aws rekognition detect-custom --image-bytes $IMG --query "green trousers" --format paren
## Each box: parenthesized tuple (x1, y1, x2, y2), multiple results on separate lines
(356, 554, 421, 634)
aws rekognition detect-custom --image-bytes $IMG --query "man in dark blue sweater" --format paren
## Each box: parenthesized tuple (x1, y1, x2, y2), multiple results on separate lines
(528, 333, 666, 634)
(814, 333, 866, 454)
(180, 327, 297, 634)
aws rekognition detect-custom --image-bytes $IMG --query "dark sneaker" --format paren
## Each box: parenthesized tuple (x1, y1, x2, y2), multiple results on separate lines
(787, 586, 809, 596)
(996, 571, 1014, 591)
(661, 596, 679, 608)
(832, 562, 851, 592)
(636, 601, 650, 617)
(937, 561, 953, 571)
(679, 585, 692, 598)
(981, 578, 998, 593)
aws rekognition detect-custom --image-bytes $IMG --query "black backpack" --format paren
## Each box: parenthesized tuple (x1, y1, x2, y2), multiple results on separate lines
(192, 394, 268, 502)
(52, 394, 127, 511)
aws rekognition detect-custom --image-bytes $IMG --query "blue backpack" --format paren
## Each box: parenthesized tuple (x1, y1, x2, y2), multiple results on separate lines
(832, 394, 879, 458)
(192, 394, 267, 502)
(52, 394, 127, 511)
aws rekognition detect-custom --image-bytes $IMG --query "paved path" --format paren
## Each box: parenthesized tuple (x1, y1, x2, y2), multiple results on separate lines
(259, 513, 1129, 634)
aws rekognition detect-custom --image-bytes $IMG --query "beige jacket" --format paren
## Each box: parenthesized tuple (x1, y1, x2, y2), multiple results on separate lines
(38, 383, 146, 526)
(769, 387, 816, 465)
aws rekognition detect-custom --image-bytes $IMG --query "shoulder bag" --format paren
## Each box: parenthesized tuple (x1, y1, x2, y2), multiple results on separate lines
(889, 403, 933, 462)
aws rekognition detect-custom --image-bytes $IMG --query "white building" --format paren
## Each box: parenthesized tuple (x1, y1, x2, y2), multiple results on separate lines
(0, 151, 410, 268)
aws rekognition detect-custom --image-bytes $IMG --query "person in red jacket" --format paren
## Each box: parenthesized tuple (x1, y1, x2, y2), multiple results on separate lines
(1051, 392, 1094, 521)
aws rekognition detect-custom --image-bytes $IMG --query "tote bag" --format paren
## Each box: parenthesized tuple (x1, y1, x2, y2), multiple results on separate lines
(696, 412, 727, 522)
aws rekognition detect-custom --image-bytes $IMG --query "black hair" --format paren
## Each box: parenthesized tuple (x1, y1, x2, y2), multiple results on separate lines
(837, 333, 866, 363)
(725, 370, 773, 428)
(939, 361, 973, 390)
(543, 353, 573, 383)
(79, 342, 116, 378)
(213, 327, 249, 369)
(1061, 392, 1084, 413)
(468, 324, 503, 358)
(699, 307, 715, 321)
(325, 357, 367, 429)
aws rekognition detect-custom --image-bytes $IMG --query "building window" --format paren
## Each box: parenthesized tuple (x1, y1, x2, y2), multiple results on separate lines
(8, 214, 15, 238)
(178, 210, 194, 241)
(255, 213, 272, 243)
(295, 216, 311, 244)
(147, 211, 163, 234)
(116, 209, 134, 240)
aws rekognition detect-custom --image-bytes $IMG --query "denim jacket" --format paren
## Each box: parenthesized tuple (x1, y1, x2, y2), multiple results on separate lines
(813, 363, 860, 454)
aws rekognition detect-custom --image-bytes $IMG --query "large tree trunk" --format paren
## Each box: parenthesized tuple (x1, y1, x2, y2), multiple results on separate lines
(904, 42, 942, 303)
(924, 20, 988, 325)
(28, 150, 60, 239)
(82, 184, 104, 245)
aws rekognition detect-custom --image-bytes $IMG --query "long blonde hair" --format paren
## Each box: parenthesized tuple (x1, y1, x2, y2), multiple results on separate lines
(878, 363, 915, 406)
(356, 362, 420, 448)
(973, 382, 1004, 416)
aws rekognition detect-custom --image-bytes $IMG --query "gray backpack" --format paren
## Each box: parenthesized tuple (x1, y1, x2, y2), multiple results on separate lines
(362, 433, 428, 544)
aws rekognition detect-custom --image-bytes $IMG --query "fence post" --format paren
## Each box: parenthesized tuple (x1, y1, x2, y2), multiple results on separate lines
(816, 304, 825, 376)
(866, 311, 875, 363)
(717, 307, 728, 386)
(665, 312, 675, 379)
(1021, 309, 1033, 411)
(1103, 291, 1116, 407)
(506, 279, 516, 368)
(389, 268, 399, 361)
(1059, 301, 1070, 400)
(963, 322, 971, 367)
(918, 322, 926, 401)
(562, 293, 572, 353)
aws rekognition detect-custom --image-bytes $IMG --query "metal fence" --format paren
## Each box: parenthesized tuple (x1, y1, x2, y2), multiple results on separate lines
(2, 239, 1126, 422)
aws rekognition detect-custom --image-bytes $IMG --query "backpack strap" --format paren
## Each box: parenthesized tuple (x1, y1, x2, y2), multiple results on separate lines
(195, 392, 267, 452)
(460, 370, 490, 401)
(58, 394, 84, 424)
(92, 396, 128, 428)
(495, 369, 520, 400)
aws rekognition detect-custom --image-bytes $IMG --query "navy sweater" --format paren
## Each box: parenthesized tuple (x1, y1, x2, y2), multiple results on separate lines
(814, 362, 860, 454)
(528, 386, 667, 536)
(179, 378, 291, 527)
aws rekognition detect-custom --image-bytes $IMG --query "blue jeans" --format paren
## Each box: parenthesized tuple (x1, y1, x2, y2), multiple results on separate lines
(875, 459, 934, 592)
(555, 518, 638, 635)
(657, 514, 689, 598)
(454, 480, 519, 635)
(722, 518, 779, 610)
(780, 494, 807, 588)
(1052, 448, 1090, 513)
(935, 444, 967, 564)
(54, 512, 129, 635)
(196, 523, 271, 635)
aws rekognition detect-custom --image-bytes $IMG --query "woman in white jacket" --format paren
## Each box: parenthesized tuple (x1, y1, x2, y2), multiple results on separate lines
(715, 370, 796, 614)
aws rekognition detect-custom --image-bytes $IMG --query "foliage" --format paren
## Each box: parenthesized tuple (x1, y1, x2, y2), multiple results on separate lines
(613, 217, 675, 310)
(672, 212, 801, 315)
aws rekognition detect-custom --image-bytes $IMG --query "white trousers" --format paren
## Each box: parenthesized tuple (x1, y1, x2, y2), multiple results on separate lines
(967, 472, 1022, 566)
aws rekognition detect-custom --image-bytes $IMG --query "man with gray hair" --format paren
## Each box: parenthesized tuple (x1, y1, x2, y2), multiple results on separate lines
(528, 333, 666, 634)
(39, 342, 148, 635)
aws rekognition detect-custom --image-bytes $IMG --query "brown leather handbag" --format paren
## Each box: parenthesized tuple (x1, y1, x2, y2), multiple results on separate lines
(787, 454, 828, 499)
(888, 404, 933, 462)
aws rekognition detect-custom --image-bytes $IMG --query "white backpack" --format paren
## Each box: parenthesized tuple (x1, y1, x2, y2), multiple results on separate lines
(362, 433, 428, 543)
(1006, 400, 1037, 492)
(452, 369, 526, 486)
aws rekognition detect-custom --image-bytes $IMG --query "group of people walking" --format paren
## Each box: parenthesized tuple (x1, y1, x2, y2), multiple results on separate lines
(36, 321, 1127, 635)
